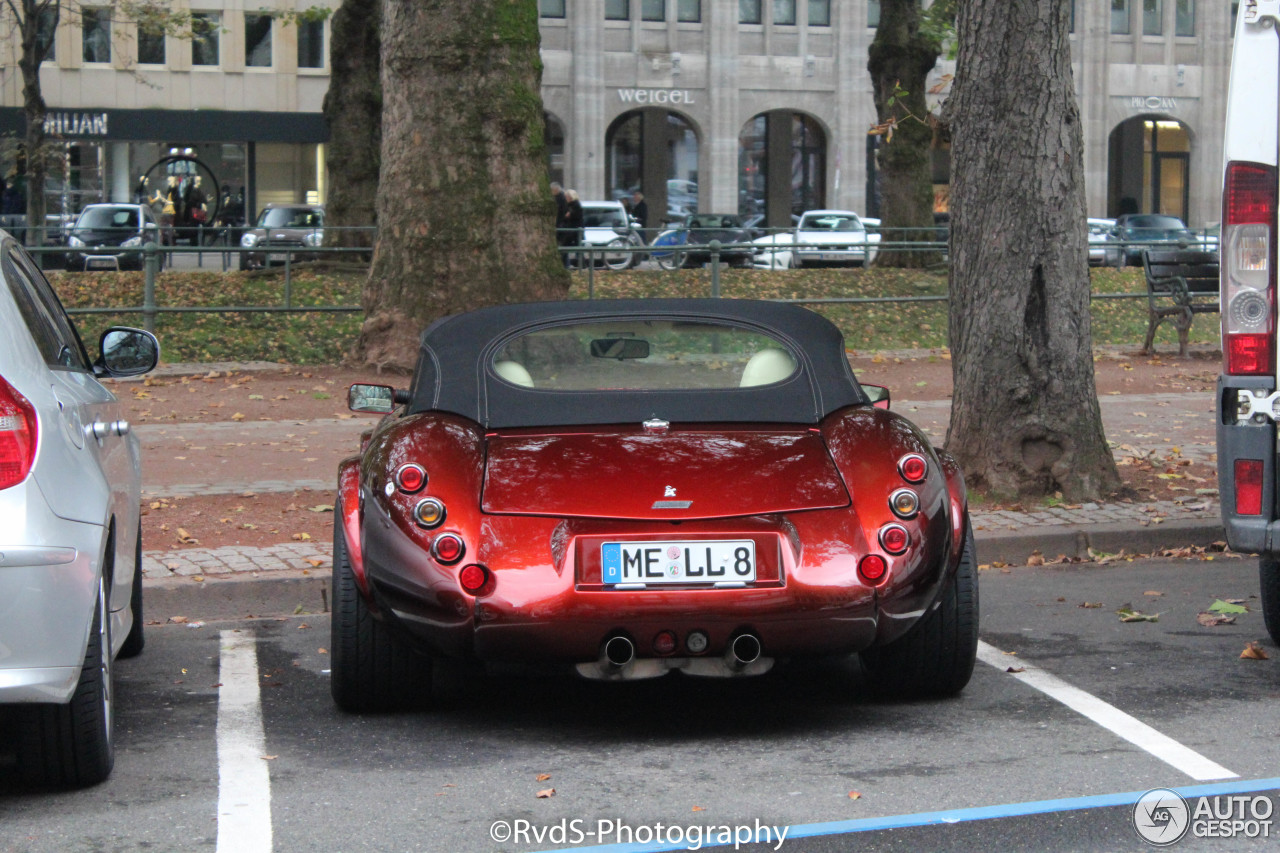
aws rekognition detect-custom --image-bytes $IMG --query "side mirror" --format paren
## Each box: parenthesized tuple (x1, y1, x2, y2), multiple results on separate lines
(96, 327, 160, 377)
(348, 383, 400, 414)
(861, 384, 890, 410)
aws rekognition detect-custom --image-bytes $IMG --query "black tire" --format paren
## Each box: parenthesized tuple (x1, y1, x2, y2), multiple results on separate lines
(603, 239, 632, 271)
(656, 248, 685, 271)
(330, 520, 435, 712)
(17, 581, 115, 788)
(119, 526, 145, 658)
(860, 519, 980, 698)
(1261, 558, 1280, 645)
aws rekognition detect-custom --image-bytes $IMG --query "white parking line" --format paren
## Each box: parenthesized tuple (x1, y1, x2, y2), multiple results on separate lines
(216, 630, 273, 853)
(976, 640, 1237, 782)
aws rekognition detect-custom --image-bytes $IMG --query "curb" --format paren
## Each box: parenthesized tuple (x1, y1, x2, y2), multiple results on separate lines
(142, 520, 1231, 621)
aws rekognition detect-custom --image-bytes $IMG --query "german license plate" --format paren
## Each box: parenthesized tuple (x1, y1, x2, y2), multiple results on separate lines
(818, 252, 850, 261)
(601, 540, 756, 585)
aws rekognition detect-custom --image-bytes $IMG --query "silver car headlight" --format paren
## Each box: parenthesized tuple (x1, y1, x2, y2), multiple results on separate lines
(240, 232, 260, 247)
(122, 235, 143, 248)
(68, 235, 85, 248)
(303, 231, 323, 248)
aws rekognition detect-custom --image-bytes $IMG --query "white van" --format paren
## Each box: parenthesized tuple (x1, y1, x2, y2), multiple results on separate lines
(1218, 2, 1280, 644)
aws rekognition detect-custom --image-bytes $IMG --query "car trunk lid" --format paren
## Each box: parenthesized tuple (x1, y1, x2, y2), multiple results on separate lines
(482, 427, 849, 520)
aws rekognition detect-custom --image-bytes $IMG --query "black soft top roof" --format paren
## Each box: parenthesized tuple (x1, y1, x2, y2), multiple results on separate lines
(407, 298, 867, 428)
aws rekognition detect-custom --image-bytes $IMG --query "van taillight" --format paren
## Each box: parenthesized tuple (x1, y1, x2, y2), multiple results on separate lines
(1223, 162, 1277, 376)
(1235, 459, 1264, 516)
(0, 376, 37, 489)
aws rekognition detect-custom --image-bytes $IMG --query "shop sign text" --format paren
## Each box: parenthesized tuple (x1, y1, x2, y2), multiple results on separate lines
(43, 112, 109, 136)
(1128, 96, 1179, 112)
(617, 89, 696, 105)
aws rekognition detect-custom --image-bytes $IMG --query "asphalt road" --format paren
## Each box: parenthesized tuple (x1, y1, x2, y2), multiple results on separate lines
(2, 556, 1278, 853)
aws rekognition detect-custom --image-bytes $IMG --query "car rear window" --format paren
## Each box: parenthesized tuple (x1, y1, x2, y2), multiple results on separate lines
(491, 319, 799, 392)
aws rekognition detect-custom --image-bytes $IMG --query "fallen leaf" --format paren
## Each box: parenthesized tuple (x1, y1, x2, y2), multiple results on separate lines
(1196, 613, 1236, 628)
(1079, 602, 1103, 609)
(536, 774, 551, 782)
(1027, 551, 1045, 566)
(308, 504, 335, 513)
(318, 648, 328, 655)
(1116, 604, 1159, 623)
(1209, 599, 1248, 614)
(848, 791, 862, 800)
(1144, 591, 1165, 597)
(232, 412, 246, 421)
(691, 805, 705, 812)
(536, 788, 556, 799)
(1241, 642, 1270, 660)
(261, 755, 278, 761)
(168, 616, 188, 624)
(306, 559, 325, 567)
(292, 532, 312, 541)
(1006, 666, 1026, 673)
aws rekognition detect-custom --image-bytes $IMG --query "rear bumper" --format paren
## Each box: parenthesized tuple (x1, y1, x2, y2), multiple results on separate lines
(1217, 375, 1277, 554)
(360, 499, 952, 666)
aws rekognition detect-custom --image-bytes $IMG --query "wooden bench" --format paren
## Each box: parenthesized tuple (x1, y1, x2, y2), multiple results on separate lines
(1141, 249, 1219, 356)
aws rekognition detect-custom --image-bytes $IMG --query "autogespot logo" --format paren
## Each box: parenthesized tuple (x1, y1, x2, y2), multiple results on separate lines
(1133, 788, 1191, 846)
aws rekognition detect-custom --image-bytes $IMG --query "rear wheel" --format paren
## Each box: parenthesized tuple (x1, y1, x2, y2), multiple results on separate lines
(330, 520, 435, 712)
(1261, 558, 1280, 645)
(860, 519, 979, 698)
(603, 239, 633, 271)
(656, 248, 685, 270)
(119, 527, 145, 658)
(17, 580, 115, 788)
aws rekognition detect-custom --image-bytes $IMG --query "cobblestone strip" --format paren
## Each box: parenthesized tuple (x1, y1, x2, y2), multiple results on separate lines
(971, 497, 1220, 532)
(143, 479, 333, 498)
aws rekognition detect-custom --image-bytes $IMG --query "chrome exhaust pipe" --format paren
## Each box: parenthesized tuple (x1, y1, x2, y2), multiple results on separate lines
(603, 636, 636, 668)
(727, 634, 762, 668)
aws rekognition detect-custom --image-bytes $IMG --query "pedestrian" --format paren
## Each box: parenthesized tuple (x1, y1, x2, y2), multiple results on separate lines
(630, 190, 649, 237)
(551, 182, 569, 264)
(562, 189, 584, 269)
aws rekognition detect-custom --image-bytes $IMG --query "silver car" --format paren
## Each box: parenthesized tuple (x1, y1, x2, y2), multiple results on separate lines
(0, 230, 159, 787)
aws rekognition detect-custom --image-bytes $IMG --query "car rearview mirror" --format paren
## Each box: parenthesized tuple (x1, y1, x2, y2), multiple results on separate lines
(862, 384, 891, 410)
(348, 383, 398, 413)
(590, 338, 650, 360)
(97, 327, 159, 377)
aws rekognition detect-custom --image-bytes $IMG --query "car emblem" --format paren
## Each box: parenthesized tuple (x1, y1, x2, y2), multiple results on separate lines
(664, 486, 677, 497)
(643, 417, 669, 434)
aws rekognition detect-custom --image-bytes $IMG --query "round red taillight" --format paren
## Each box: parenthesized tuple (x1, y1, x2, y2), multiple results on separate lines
(899, 454, 927, 483)
(395, 463, 426, 493)
(432, 533, 465, 564)
(880, 524, 910, 555)
(858, 555, 888, 585)
(653, 631, 677, 656)
(459, 563, 489, 594)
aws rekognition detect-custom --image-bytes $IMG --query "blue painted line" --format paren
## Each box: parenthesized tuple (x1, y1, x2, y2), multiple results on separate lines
(535, 776, 1280, 853)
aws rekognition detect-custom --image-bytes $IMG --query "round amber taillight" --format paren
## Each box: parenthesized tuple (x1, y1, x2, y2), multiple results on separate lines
(890, 488, 920, 519)
(395, 463, 427, 493)
(858, 555, 888, 585)
(899, 454, 928, 483)
(880, 524, 910, 555)
(413, 497, 446, 529)
(459, 563, 489, 594)
(432, 533, 465, 564)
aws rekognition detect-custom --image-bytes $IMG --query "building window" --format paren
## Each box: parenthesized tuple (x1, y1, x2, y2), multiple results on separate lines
(606, 0, 629, 20)
(740, 0, 762, 24)
(1142, 0, 1162, 35)
(868, 0, 880, 28)
(82, 7, 111, 63)
(642, 0, 665, 21)
(245, 14, 272, 67)
(138, 24, 165, 65)
(538, 0, 566, 16)
(1175, 0, 1194, 35)
(809, 0, 831, 26)
(192, 12, 220, 66)
(773, 0, 797, 26)
(1111, 0, 1130, 34)
(36, 5, 57, 62)
(677, 0, 700, 23)
(297, 19, 324, 68)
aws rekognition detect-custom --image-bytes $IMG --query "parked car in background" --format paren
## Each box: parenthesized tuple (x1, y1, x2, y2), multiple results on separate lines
(576, 201, 645, 270)
(650, 213, 761, 270)
(1087, 218, 1122, 267)
(239, 203, 325, 270)
(0, 228, 160, 786)
(1114, 214, 1200, 266)
(752, 209, 880, 269)
(64, 204, 160, 272)
(332, 299, 977, 711)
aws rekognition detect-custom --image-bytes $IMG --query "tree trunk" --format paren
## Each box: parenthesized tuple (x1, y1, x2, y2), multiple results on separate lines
(945, 0, 1119, 502)
(18, 0, 55, 249)
(867, 0, 941, 268)
(354, 0, 568, 371)
(322, 0, 381, 251)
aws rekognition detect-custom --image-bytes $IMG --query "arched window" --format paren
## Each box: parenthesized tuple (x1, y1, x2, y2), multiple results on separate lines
(1108, 116, 1191, 221)
(544, 112, 565, 188)
(606, 109, 700, 223)
(737, 111, 826, 226)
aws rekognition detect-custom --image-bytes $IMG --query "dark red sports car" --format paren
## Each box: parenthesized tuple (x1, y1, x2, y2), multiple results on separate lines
(332, 299, 977, 710)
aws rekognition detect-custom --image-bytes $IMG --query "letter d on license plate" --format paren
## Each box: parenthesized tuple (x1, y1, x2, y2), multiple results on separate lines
(601, 540, 755, 585)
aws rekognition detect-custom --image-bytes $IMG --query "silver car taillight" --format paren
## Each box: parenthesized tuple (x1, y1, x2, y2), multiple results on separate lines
(0, 375, 38, 490)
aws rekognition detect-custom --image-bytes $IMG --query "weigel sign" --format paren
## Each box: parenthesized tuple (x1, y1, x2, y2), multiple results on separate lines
(617, 89, 696, 105)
